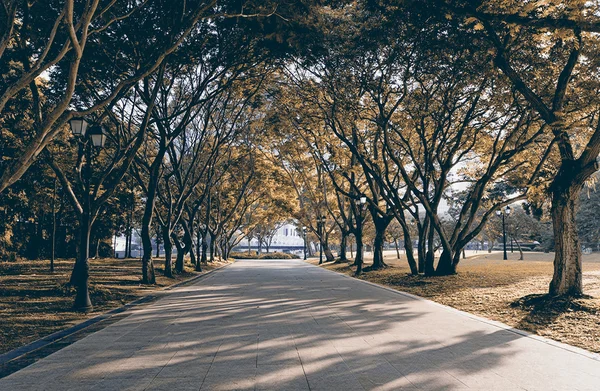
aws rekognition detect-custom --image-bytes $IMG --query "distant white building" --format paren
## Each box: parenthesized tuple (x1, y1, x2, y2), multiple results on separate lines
(236, 222, 305, 254)
(113, 230, 146, 258)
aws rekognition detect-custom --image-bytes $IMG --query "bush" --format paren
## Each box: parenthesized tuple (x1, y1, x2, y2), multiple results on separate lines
(230, 251, 299, 260)
(98, 242, 114, 258)
(229, 252, 256, 259)
(260, 252, 298, 259)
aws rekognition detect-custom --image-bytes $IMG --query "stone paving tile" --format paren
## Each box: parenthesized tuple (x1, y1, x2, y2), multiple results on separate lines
(88, 376, 152, 391)
(306, 372, 366, 391)
(255, 364, 309, 390)
(200, 364, 257, 390)
(145, 376, 204, 391)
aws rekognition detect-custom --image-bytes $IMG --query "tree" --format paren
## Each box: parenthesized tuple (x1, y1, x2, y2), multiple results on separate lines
(301, 4, 556, 277)
(0, 1, 236, 193)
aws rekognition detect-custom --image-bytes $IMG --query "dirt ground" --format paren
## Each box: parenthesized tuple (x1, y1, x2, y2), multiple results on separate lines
(313, 250, 600, 353)
(0, 257, 230, 355)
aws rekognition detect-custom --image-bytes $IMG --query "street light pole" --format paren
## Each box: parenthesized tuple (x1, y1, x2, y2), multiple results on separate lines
(302, 226, 307, 260)
(496, 206, 511, 261)
(502, 211, 507, 260)
(69, 119, 106, 312)
(51, 176, 57, 273)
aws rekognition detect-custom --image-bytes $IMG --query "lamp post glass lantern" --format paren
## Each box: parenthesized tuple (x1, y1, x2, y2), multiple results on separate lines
(355, 195, 367, 211)
(69, 118, 88, 137)
(88, 125, 107, 148)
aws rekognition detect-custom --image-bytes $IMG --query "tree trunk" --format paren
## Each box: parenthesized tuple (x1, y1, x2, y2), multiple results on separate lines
(155, 224, 161, 258)
(209, 232, 216, 262)
(403, 234, 418, 275)
(126, 189, 134, 258)
(338, 232, 347, 262)
(515, 237, 524, 260)
(549, 181, 584, 296)
(354, 235, 364, 276)
(371, 225, 387, 270)
(352, 231, 362, 266)
(394, 238, 400, 259)
(417, 224, 427, 274)
(220, 240, 228, 260)
(124, 229, 130, 259)
(140, 190, 157, 285)
(72, 213, 92, 312)
(435, 249, 456, 276)
(183, 222, 195, 268)
(218, 235, 224, 259)
(195, 225, 202, 272)
(162, 226, 173, 278)
(324, 248, 334, 262)
(424, 223, 435, 276)
(140, 218, 156, 285)
(201, 230, 208, 265)
(172, 233, 185, 274)
(323, 238, 335, 262)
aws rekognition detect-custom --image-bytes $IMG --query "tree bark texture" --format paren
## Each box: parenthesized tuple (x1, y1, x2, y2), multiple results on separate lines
(549, 180, 584, 296)
(338, 232, 348, 262)
(162, 226, 173, 278)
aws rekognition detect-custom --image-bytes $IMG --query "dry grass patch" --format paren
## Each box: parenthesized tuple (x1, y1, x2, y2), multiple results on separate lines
(0, 258, 230, 355)
(315, 252, 600, 353)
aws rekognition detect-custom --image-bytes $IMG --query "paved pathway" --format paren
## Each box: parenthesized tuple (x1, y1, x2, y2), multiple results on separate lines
(1, 259, 600, 390)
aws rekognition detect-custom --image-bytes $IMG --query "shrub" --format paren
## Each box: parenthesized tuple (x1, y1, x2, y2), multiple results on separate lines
(230, 251, 299, 260)
(260, 252, 298, 259)
(229, 252, 256, 259)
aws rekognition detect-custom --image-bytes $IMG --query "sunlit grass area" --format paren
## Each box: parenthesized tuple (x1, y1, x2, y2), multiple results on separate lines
(314, 251, 600, 353)
(0, 258, 231, 355)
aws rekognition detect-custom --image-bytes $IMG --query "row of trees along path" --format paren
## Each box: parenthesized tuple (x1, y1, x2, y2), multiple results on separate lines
(2, 1, 600, 310)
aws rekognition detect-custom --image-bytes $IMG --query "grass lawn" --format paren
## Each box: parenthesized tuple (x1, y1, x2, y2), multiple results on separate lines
(311, 250, 600, 353)
(0, 257, 230, 355)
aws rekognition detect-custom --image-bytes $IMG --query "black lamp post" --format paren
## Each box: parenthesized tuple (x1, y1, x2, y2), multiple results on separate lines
(302, 226, 307, 260)
(69, 118, 106, 312)
(496, 205, 511, 261)
(51, 176, 57, 273)
(317, 215, 326, 264)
